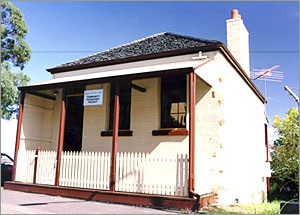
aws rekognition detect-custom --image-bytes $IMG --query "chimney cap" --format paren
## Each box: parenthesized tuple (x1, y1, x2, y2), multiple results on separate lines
(231, 9, 240, 19)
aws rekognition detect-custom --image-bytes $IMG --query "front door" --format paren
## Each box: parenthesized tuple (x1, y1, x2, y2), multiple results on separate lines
(63, 95, 84, 151)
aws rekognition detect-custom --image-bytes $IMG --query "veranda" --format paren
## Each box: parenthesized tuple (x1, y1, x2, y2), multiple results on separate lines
(16, 149, 189, 197)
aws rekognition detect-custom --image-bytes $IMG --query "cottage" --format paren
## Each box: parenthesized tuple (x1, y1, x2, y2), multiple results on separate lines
(5, 10, 271, 209)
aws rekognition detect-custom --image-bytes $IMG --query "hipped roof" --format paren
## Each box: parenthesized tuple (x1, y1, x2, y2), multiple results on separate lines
(47, 32, 221, 73)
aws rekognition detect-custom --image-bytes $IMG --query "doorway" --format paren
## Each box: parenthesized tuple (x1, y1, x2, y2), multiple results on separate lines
(63, 95, 84, 151)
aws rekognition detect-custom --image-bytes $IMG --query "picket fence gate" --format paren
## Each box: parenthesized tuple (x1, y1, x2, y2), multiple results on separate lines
(15, 150, 189, 197)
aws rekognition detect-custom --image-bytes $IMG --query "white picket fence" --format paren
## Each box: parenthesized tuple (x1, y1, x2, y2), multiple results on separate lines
(115, 152, 189, 196)
(15, 150, 189, 197)
(60, 151, 111, 190)
(36, 150, 57, 185)
(15, 150, 57, 185)
(15, 150, 35, 183)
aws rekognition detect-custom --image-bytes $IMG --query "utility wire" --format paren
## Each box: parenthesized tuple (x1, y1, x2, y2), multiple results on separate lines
(30, 50, 299, 54)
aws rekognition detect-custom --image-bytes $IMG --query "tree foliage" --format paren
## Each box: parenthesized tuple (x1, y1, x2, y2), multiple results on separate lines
(270, 108, 299, 200)
(1, 62, 30, 119)
(1, 0, 31, 119)
(1, 0, 31, 69)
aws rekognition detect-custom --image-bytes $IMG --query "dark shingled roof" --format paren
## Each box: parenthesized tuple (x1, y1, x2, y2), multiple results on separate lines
(48, 32, 221, 72)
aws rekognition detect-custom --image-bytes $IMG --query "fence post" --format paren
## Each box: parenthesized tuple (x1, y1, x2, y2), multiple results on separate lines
(33, 146, 41, 183)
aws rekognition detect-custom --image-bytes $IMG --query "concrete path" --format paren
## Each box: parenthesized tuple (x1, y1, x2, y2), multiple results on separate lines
(1, 189, 184, 214)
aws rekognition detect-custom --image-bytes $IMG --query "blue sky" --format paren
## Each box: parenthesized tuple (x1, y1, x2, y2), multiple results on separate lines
(2, 1, 299, 156)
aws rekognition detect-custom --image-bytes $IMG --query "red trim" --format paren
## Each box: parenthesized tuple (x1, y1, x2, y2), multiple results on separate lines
(110, 83, 120, 191)
(266, 177, 270, 192)
(4, 182, 217, 210)
(55, 89, 66, 186)
(264, 124, 269, 162)
(12, 92, 25, 182)
(264, 124, 270, 192)
(189, 72, 196, 192)
(218, 45, 265, 103)
(152, 129, 189, 136)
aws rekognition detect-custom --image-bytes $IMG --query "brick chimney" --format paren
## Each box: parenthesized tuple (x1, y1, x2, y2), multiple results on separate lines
(226, 9, 250, 76)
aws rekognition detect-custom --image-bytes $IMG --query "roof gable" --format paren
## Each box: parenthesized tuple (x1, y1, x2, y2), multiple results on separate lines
(47, 32, 221, 73)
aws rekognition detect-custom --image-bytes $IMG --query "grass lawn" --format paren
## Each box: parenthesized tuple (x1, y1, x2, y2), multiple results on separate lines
(197, 200, 282, 214)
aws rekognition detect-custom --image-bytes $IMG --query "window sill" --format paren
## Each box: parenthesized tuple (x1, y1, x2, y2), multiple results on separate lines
(100, 130, 133, 137)
(152, 129, 189, 136)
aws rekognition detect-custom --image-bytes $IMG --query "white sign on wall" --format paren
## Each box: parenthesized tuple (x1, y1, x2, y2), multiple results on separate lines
(83, 89, 103, 106)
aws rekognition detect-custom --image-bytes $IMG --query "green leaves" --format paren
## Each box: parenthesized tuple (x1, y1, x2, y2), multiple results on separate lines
(1, 62, 30, 119)
(271, 108, 299, 199)
(1, 1, 31, 119)
(1, 0, 31, 69)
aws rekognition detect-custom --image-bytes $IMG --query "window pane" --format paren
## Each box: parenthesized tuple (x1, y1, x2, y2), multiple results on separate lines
(178, 102, 186, 113)
(171, 103, 179, 113)
(161, 74, 186, 128)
